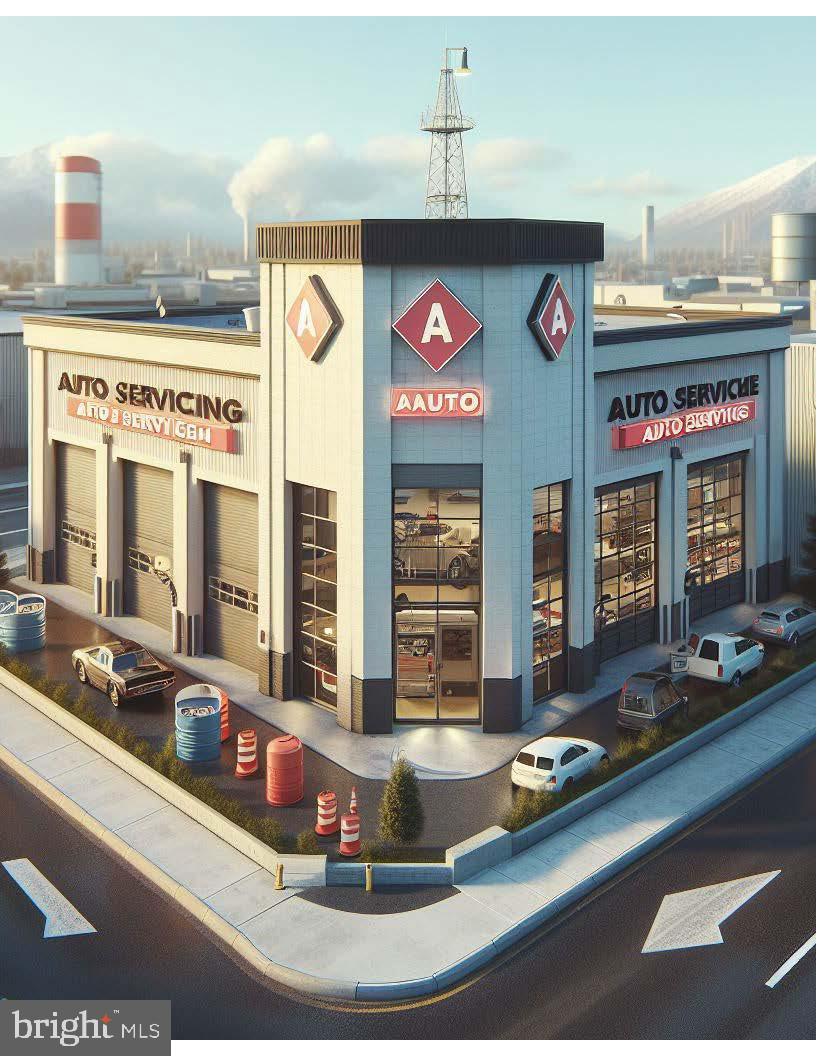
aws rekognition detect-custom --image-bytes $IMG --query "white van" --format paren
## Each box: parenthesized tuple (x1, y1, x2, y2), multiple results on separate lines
(682, 632, 764, 686)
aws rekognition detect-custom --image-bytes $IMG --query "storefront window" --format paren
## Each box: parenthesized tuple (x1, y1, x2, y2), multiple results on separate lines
(533, 483, 568, 701)
(393, 487, 481, 723)
(294, 485, 338, 708)
(686, 456, 744, 619)
(594, 478, 658, 661)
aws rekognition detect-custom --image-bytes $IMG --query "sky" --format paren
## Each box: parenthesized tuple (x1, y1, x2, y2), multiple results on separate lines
(3, 16, 816, 241)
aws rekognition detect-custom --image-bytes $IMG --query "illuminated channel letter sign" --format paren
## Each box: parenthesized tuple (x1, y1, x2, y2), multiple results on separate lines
(390, 387, 483, 418)
(286, 275, 343, 362)
(392, 279, 482, 372)
(611, 399, 757, 450)
(527, 274, 575, 361)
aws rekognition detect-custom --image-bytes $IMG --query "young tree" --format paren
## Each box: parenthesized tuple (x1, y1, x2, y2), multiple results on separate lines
(798, 513, 816, 606)
(0, 550, 10, 590)
(378, 757, 424, 845)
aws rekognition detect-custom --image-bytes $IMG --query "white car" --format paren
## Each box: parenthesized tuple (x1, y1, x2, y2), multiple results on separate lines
(511, 736, 609, 792)
(683, 631, 764, 686)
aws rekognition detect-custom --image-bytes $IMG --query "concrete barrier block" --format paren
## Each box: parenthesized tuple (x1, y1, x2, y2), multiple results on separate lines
(446, 826, 512, 883)
(277, 852, 327, 888)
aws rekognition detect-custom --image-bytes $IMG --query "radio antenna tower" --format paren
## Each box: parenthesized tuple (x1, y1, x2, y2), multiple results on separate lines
(421, 46, 474, 219)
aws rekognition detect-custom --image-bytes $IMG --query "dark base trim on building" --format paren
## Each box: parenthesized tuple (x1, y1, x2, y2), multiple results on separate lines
(350, 676, 393, 734)
(482, 676, 522, 733)
(260, 650, 292, 700)
(26, 545, 54, 584)
(567, 644, 595, 694)
(671, 600, 684, 642)
(756, 559, 789, 603)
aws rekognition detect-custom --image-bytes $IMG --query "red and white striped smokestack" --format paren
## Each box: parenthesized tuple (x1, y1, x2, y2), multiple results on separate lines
(55, 156, 102, 285)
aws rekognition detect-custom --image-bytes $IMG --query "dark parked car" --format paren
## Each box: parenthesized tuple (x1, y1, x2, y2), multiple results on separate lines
(72, 639, 175, 707)
(617, 671, 688, 732)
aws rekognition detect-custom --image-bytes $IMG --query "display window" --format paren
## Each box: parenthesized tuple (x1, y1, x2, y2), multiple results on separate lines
(293, 484, 338, 708)
(686, 455, 744, 619)
(594, 477, 658, 661)
(393, 487, 481, 723)
(533, 483, 568, 701)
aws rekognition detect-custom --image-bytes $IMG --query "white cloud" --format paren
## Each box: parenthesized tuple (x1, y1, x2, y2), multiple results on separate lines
(572, 170, 685, 198)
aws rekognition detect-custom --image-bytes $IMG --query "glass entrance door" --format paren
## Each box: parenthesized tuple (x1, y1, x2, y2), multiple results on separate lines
(395, 610, 479, 721)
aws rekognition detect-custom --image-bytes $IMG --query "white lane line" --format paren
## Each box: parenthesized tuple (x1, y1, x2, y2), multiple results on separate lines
(2, 858, 97, 938)
(765, 931, 816, 989)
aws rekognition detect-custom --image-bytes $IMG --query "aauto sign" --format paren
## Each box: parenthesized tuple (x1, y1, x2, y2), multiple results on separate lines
(391, 387, 483, 418)
(611, 399, 756, 450)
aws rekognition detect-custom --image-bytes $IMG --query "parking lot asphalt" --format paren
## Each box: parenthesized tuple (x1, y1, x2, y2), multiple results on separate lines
(5, 589, 513, 855)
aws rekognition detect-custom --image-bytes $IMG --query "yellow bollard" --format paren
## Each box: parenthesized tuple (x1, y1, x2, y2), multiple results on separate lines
(274, 862, 285, 891)
(365, 862, 373, 893)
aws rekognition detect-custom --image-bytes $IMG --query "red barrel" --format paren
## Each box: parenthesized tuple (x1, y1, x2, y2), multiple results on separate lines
(339, 813, 361, 857)
(266, 734, 304, 805)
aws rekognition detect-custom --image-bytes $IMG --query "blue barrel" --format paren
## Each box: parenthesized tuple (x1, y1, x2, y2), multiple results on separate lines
(0, 591, 47, 654)
(174, 684, 222, 762)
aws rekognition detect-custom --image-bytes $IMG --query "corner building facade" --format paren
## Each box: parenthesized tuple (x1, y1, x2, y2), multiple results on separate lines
(24, 219, 793, 736)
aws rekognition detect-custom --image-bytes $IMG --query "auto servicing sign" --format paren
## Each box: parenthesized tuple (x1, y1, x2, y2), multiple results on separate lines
(66, 397, 238, 453)
(611, 398, 757, 450)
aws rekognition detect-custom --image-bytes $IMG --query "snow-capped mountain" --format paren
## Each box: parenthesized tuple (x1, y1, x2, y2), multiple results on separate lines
(655, 156, 816, 249)
(0, 145, 54, 254)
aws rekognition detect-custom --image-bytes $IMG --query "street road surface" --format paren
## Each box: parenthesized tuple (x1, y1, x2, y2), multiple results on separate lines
(2, 739, 816, 1038)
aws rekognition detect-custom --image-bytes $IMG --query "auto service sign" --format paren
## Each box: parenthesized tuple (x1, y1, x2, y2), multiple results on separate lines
(67, 397, 238, 452)
(527, 274, 575, 360)
(392, 279, 482, 372)
(611, 398, 757, 450)
(390, 387, 483, 418)
(286, 275, 343, 361)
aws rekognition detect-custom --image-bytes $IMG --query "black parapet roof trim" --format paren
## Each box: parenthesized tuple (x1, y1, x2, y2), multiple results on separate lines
(594, 313, 793, 345)
(256, 218, 604, 265)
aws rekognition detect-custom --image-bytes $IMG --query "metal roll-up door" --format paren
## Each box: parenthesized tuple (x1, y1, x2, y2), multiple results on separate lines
(55, 442, 97, 594)
(123, 462, 174, 630)
(204, 484, 259, 672)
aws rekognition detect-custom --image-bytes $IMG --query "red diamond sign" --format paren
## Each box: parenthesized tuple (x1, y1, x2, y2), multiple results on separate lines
(286, 275, 342, 362)
(527, 274, 575, 361)
(392, 279, 482, 373)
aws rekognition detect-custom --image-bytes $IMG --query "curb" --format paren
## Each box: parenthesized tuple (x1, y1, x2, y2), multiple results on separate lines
(0, 664, 326, 887)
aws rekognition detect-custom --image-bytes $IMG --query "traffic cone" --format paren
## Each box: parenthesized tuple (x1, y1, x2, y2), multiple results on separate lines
(315, 790, 340, 836)
(235, 729, 258, 779)
(339, 813, 361, 857)
(349, 785, 358, 814)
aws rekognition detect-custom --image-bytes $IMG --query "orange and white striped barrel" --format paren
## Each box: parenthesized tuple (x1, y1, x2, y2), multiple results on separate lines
(338, 813, 361, 857)
(55, 156, 102, 285)
(314, 790, 340, 837)
(218, 689, 230, 742)
(349, 785, 358, 815)
(235, 729, 258, 779)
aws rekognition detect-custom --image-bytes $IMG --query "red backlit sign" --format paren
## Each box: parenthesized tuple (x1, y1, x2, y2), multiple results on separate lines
(392, 279, 482, 372)
(390, 387, 483, 418)
(67, 397, 238, 453)
(611, 399, 757, 450)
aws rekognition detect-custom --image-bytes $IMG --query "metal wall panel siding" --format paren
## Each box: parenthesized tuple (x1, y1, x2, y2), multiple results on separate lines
(204, 483, 259, 672)
(123, 461, 174, 630)
(0, 334, 28, 464)
(787, 342, 816, 574)
(46, 352, 258, 486)
(55, 442, 97, 594)
(595, 354, 769, 477)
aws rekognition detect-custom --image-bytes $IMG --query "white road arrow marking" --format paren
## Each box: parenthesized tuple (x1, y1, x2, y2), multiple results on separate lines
(642, 870, 780, 954)
(765, 930, 816, 988)
(2, 858, 96, 939)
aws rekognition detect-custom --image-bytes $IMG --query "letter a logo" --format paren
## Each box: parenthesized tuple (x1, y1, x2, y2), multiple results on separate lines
(392, 278, 482, 372)
(527, 274, 576, 361)
(286, 275, 343, 362)
(296, 298, 317, 338)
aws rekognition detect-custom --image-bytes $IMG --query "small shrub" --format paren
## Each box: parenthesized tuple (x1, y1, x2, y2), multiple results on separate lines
(295, 828, 319, 855)
(378, 758, 424, 844)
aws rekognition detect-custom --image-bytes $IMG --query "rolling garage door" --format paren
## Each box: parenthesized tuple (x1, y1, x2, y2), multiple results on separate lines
(55, 442, 97, 594)
(205, 484, 259, 672)
(123, 462, 174, 630)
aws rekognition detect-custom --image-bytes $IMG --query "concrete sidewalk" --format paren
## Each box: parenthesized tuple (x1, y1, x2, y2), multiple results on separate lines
(2, 659, 815, 1000)
(14, 577, 796, 781)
